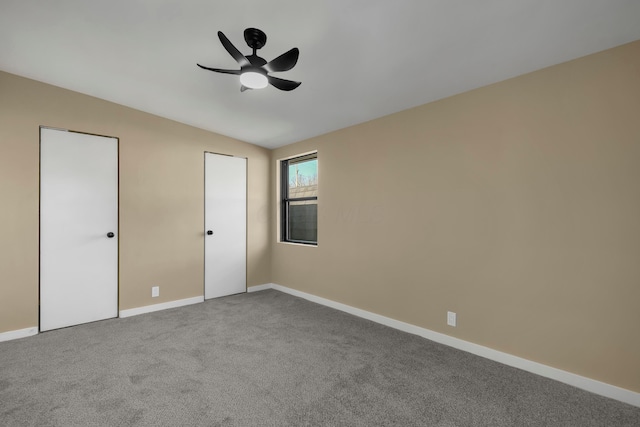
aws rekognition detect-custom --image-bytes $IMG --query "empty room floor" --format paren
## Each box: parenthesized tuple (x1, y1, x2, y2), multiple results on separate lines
(1, 290, 638, 426)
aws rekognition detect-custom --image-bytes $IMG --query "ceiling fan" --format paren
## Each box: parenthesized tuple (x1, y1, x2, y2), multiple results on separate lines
(197, 28, 301, 92)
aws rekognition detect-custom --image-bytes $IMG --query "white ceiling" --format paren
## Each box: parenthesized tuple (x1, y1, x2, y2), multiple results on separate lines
(1, 1, 639, 149)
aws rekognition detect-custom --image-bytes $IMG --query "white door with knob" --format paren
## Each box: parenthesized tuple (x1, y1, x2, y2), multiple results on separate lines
(204, 152, 247, 299)
(40, 127, 118, 331)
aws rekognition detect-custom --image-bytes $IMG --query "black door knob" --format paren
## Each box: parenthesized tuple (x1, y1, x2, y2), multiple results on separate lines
(206, 230, 213, 235)
(107, 232, 115, 238)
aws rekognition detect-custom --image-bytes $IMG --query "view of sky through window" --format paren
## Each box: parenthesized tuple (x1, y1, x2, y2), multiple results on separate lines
(289, 159, 317, 188)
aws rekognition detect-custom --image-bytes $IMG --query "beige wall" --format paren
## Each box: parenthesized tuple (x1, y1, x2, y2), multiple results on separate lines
(0, 71, 271, 331)
(271, 41, 640, 392)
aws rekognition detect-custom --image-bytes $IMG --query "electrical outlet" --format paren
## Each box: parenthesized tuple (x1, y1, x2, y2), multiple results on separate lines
(447, 311, 457, 327)
(152, 286, 159, 298)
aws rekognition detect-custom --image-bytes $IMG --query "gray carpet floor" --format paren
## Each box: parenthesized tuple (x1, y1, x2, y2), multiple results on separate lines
(0, 289, 638, 426)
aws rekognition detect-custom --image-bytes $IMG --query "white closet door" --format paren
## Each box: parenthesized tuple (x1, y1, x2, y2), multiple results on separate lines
(204, 153, 247, 299)
(40, 127, 118, 331)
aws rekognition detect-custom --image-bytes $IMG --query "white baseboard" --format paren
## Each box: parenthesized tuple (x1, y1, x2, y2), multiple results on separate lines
(252, 283, 640, 408)
(248, 284, 274, 293)
(0, 326, 38, 343)
(119, 295, 204, 318)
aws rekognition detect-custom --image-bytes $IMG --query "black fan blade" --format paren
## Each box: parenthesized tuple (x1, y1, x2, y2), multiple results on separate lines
(218, 31, 250, 68)
(197, 64, 241, 75)
(265, 48, 299, 73)
(268, 76, 301, 91)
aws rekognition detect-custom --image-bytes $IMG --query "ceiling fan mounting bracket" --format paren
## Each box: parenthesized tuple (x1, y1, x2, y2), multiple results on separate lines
(244, 28, 267, 50)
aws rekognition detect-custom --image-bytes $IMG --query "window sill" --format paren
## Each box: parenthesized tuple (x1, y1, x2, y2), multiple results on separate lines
(278, 241, 317, 248)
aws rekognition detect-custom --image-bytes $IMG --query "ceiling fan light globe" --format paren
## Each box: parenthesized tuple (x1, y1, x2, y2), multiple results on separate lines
(240, 71, 268, 89)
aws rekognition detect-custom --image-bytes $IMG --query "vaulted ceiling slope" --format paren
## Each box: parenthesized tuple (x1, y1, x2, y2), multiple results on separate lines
(1, 1, 639, 149)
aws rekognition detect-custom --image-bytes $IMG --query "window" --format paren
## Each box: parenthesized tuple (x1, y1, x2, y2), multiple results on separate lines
(281, 153, 318, 245)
